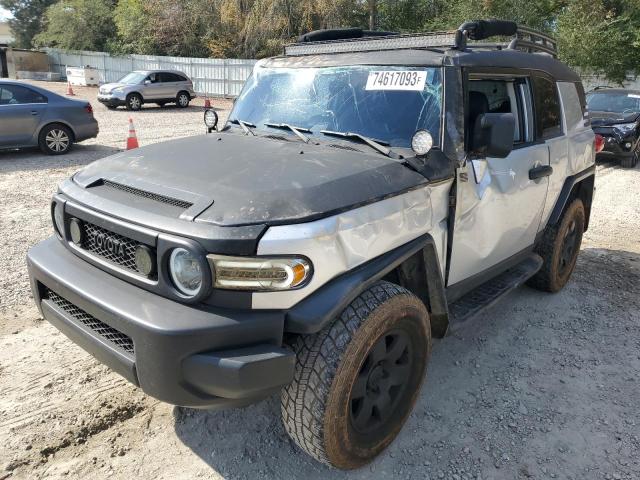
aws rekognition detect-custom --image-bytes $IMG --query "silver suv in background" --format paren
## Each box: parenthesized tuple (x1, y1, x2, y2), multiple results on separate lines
(97, 70, 196, 111)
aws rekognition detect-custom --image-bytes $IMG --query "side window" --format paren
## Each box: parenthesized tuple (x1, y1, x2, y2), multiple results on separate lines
(147, 73, 159, 84)
(0, 85, 47, 105)
(532, 76, 562, 139)
(557, 82, 585, 132)
(176, 75, 187, 82)
(161, 73, 179, 82)
(468, 78, 532, 147)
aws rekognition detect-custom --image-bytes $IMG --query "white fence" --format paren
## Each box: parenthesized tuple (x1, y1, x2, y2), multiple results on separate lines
(45, 48, 257, 97)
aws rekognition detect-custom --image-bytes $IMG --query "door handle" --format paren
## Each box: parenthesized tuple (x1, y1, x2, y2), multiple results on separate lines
(529, 165, 553, 180)
(30, 111, 39, 115)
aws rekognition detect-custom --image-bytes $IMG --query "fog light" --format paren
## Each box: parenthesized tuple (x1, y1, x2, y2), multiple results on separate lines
(69, 218, 83, 245)
(169, 248, 203, 297)
(134, 245, 155, 277)
(204, 108, 219, 132)
(624, 142, 632, 149)
(411, 130, 433, 155)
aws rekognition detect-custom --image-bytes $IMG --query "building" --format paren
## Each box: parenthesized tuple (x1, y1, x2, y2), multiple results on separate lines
(0, 21, 13, 46)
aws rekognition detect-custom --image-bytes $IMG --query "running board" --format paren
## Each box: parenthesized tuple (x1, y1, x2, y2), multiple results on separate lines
(447, 253, 543, 334)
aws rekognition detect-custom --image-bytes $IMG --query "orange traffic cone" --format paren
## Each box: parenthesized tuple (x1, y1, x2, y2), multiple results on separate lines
(66, 82, 75, 96)
(126, 118, 139, 150)
(204, 95, 211, 108)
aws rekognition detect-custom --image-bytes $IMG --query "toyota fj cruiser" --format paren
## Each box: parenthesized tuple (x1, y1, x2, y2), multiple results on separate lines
(27, 20, 596, 469)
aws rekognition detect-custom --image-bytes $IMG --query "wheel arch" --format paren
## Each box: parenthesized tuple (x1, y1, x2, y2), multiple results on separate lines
(285, 233, 449, 338)
(547, 165, 595, 232)
(37, 120, 77, 143)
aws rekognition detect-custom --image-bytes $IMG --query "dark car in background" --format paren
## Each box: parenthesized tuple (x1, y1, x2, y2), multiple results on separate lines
(0, 80, 98, 155)
(587, 87, 640, 168)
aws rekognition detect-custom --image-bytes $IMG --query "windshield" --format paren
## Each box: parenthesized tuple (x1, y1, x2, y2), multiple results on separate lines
(229, 65, 442, 148)
(117, 72, 146, 85)
(587, 92, 640, 115)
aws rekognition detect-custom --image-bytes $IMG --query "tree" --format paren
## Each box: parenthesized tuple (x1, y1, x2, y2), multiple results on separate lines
(557, 0, 640, 84)
(34, 0, 116, 51)
(0, 0, 57, 48)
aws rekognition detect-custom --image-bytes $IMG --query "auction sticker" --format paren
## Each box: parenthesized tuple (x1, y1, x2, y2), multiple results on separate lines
(365, 70, 427, 91)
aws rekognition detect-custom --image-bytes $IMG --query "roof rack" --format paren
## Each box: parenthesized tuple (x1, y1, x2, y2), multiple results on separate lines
(284, 20, 558, 58)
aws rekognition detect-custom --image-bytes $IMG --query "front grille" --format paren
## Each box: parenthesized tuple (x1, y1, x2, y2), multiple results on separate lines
(44, 288, 134, 355)
(102, 180, 193, 210)
(78, 221, 155, 278)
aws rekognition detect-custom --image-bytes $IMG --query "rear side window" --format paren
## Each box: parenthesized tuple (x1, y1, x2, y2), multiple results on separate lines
(557, 82, 585, 132)
(0, 85, 47, 105)
(532, 76, 562, 139)
(161, 73, 183, 82)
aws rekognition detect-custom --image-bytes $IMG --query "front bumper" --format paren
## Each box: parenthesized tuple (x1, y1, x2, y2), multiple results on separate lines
(593, 129, 638, 159)
(27, 237, 295, 408)
(97, 93, 126, 107)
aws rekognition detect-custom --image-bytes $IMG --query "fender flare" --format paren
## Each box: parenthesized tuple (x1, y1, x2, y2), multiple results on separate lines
(547, 164, 596, 228)
(285, 233, 449, 337)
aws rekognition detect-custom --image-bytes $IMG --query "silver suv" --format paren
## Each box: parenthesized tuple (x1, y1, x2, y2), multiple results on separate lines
(97, 70, 196, 111)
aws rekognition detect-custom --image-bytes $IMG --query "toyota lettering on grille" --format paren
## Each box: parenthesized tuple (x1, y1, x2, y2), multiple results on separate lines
(88, 229, 127, 259)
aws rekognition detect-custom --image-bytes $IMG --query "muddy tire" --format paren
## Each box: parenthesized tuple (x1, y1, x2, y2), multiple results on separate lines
(281, 281, 431, 469)
(528, 199, 585, 292)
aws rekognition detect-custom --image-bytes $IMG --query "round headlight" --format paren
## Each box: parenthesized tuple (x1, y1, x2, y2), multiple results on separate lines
(204, 109, 219, 130)
(169, 248, 203, 297)
(411, 130, 434, 156)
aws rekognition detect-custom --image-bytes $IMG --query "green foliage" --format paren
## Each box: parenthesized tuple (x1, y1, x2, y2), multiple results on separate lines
(0, 0, 57, 48)
(34, 0, 116, 50)
(6, 0, 640, 81)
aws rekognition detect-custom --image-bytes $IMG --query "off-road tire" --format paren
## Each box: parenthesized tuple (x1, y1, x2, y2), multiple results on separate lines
(176, 91, 190, 108)
(38, 123, 73, 155)
(528, 199, 585, 292)
(620, 150, 638, 168)
(126, 93, 143, 111)
(281, 281, 431, 469)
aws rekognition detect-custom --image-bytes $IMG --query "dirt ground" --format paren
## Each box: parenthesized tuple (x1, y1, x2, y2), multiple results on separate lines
(1, 81, 639, 480)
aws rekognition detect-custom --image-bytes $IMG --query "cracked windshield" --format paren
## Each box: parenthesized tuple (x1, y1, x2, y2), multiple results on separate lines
(229, 65, 442, 148)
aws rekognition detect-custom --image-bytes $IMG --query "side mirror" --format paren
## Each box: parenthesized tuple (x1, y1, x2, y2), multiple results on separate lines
(144, 80, 151, 85)
(471, 113, 515, 158)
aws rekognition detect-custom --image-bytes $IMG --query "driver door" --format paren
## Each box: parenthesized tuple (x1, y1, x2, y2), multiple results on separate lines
(447, 72, 556, 294)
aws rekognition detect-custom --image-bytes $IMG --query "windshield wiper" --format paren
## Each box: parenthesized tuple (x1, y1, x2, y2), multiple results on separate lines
(229, 118, 256, 136)
(320, 130, 402, 159)
(264, 123, 312, 143)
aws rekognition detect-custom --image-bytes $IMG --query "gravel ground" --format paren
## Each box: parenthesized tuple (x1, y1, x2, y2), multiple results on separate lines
(1, 82, 639, 480)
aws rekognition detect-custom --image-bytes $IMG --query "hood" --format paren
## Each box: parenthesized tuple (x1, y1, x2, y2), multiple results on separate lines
(73, 132, 428, 227)
(590, 110, 639, 127)
(99, 82, 126, 93)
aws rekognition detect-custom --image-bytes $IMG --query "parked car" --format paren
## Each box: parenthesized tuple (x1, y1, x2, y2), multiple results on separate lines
(28, 20, 596, 469)
(587, 86, 640, 168)
(0, 80, 98, 155)
(97, 70, 196, 111)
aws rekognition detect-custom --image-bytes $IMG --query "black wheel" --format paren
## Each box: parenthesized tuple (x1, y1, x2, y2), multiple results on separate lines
(176, 91, 190, 108)
(528, 199, 585, 292)
(281, 281, 431, 469)
(38, 124, 73, 155)
(620, 150, 638, 168)
(126, 93, 143, 111)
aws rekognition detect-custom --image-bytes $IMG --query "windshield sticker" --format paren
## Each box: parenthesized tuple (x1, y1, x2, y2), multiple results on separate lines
(628, 94, 640, 99)
(365, 71, 427, 91)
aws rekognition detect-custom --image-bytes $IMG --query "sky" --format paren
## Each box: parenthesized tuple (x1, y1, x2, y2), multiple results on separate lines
(0, 7, 11, 20)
